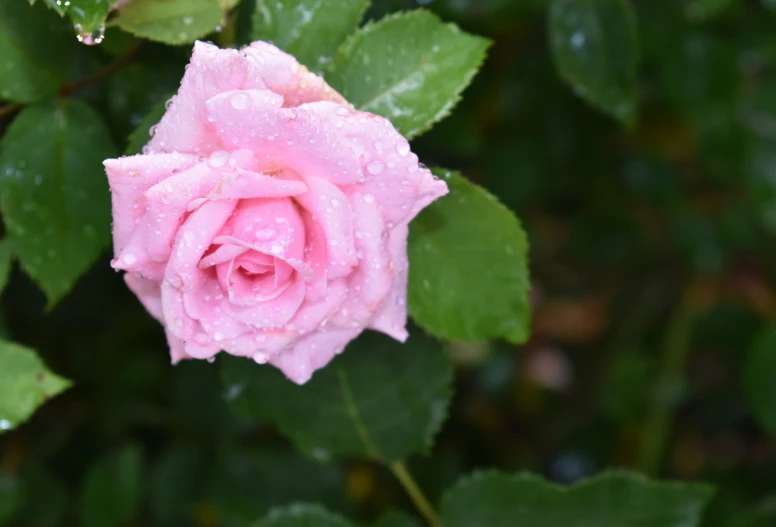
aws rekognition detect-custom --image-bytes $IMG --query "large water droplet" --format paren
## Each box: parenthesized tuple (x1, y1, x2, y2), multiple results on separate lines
(367, 161, 384, 174)
(75, 24, 105, 45)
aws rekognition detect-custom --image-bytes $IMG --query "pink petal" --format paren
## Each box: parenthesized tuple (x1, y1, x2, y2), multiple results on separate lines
(204, 89, 363, 184)
(104, 153, 199, 254)
(161, 199, 237, 343)
(332, 195, 393, 329)
(270, 328, 360, 384)
(207, 168, 308, 200)
(147, 42, 249, 155)
(368, 223, 410, 342)
(143, 161, 224, 262)
(293, 176, 357, 279)
(241, 41, 348, 107)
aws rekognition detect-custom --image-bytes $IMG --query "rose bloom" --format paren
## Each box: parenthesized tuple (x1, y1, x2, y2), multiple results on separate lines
(104, 41, 447, 384)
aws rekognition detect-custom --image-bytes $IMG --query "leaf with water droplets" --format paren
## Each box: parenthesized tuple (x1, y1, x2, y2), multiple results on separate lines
(252, 0, 368, 74)
(0, 339, 71, 433)
(408, 170, 531, 344)
(440, 470, 713, 527)
(0, 100, 117, 305)
(548, 0, 639, 127)
(221, 329, 452, 462)
(0, 0, 78, 102)
(251, 504, 354, 527)
(125, 94, 171, 155)
(0, 241, 11, 295)
(111, 0, 236, 46)
(327, 9, 490, 139)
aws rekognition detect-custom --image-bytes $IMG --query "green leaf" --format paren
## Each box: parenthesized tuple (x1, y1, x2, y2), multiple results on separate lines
(125, 94, 171, 155)
(252, 504, 353, 527)
(548, 0, 639, 126)
(371, 510, 423, 527)
(111, 0, 235, 46)
(408, 170, 531, 344)
(744, 326, 776, 434)
(0, 0, 77, 102)
(79, 444, 145, 527)
(221, 330, 452, 462)
(440, 471, 714, 527)
(0, 100, 117, 305)
(252, 0, 369, 74)
(327, 9, 490, 139)
(0, 241, 11, 295)
(0, 339, 71, 432)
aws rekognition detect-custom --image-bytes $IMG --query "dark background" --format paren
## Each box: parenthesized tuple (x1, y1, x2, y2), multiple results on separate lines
(3, 0, 776, 525)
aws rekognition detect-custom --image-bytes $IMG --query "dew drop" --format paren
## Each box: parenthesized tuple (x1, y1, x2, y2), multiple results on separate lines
(122, 252, 137, 265)
(363, 193, 375, 204)
(367, 161, 384, 175)
(396, 141, 410, 156)
(75, 24, 105, 45)
(253, 351, 269, 364)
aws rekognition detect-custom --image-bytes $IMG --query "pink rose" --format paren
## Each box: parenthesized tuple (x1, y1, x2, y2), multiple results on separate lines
(103, 41, 448, 384)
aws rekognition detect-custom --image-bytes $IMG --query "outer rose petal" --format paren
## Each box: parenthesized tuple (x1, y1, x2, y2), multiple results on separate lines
(104, 153, 199, 253)
(270, 328, 360, 384)
(205, 89, 364, 184)
(241, 41, 348, 107)
(368, 223, 410, 341)
(147, 41, 347, 157)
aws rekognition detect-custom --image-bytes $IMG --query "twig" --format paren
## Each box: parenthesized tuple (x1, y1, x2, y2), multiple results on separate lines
(60, 42, 143, 97)
(390, 461, 441, 527)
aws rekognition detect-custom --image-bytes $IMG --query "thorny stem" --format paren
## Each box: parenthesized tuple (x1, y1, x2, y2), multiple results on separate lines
(0, 43, 143, 119)
(390, 461, 441, 527)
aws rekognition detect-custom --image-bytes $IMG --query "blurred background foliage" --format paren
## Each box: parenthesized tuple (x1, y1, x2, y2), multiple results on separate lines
(3, 0, 776, 525)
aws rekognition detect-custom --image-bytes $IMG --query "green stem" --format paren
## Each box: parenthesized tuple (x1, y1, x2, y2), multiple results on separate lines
(389, 461, 441, 527)
(638, 290, 695, 476)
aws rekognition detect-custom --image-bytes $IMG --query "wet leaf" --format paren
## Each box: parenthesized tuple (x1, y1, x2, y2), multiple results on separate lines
(221, 329, 452, 462)
(252, 0, 368, 74)
(111, 0, 236, 46)
(327, 9, 490, 139)
(0, 339, 71, 433)
(0, 100, 116, 305)
(441, 471, 714, 527)
(408, 170, 531, 344)
(549, 0, 639, 126)
(0, 0, 77, 102)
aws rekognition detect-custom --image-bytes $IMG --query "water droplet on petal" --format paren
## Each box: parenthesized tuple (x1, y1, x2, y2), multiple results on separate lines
(396, 141, 410, 156)
(122, 252, 137, 265)
(367, 161, 384, 174)
(363, 194, 375, 204)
